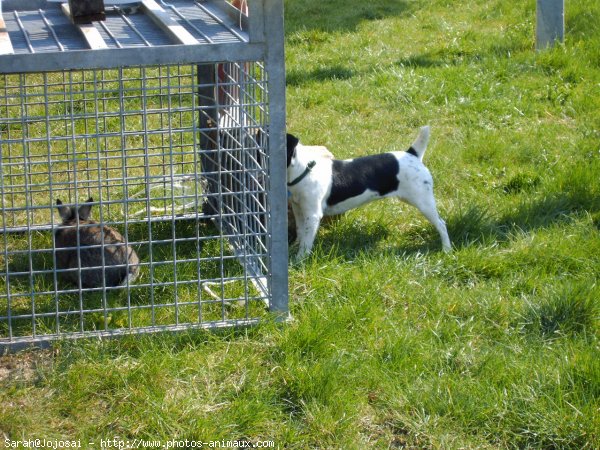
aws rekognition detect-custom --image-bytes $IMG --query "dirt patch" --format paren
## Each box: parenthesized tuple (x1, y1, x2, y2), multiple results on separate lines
(0, 350, 53, 384)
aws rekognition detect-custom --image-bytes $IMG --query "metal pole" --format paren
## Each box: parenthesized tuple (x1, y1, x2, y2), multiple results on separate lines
(263, 0, 289, 317)
(536, 0, 565, 50)
(197, 64, 220, 218)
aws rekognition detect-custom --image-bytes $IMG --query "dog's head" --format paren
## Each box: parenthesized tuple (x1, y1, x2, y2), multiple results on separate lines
(286, 133, 299, 167)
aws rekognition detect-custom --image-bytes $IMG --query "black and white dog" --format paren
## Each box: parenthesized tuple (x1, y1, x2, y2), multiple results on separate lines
(286, 126, 451, 260)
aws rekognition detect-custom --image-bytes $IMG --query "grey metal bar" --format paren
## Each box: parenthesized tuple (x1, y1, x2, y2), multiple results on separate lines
(211, 0, 249, 33)
(247, 0, 264, 43)
(13, 11, 35, 54)
(1, 317, 272, 354)
(536, 0, 565, 50)
(98, 19, 124, 48)
(142, 0, 198, 45)
(0, 130, 13, 342)
(118, 9, 153, 47)
(38, 9, 65, 52)
(194, 0, 246, 42)
(263, 0, 288, 317)
(163, 3, 214, 44)
(0, 43, 264, 72)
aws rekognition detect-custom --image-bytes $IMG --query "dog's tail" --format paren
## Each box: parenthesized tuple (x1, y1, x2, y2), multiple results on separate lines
(407, 125, 430, 161)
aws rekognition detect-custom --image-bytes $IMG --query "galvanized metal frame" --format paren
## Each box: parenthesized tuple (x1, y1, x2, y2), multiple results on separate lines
(0, 0, 288, 351)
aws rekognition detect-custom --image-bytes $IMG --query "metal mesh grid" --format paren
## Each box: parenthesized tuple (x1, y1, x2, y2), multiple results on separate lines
(0, 61, 274, 346)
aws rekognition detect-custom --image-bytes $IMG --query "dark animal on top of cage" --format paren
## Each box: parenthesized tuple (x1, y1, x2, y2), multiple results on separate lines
(55, 198, 140, 289)
(66, 0, 106, 24)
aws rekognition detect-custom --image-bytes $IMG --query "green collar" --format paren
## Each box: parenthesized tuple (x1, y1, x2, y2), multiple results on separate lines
(287, 160, 316, 187)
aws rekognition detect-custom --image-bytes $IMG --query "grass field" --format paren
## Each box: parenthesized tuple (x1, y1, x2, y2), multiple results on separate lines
(1, 0, 599, 448)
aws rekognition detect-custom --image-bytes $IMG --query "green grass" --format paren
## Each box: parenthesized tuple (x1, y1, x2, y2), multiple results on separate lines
(2, 0, 600, 447)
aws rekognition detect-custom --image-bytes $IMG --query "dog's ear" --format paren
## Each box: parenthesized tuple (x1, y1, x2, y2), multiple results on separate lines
(286, 133, 299, 167)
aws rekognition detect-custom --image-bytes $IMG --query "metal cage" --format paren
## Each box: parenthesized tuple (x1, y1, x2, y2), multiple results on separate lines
(0, 0, 288, 351)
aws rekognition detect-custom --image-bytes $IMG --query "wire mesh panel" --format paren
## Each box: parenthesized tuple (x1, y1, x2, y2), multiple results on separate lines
(0, 61, 280, 348)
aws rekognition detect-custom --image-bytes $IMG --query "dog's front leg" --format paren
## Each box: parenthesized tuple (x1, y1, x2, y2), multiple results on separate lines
(296, 215, 322, 261)
(294, 203, 323, 261)
(290, 201, 302, 246)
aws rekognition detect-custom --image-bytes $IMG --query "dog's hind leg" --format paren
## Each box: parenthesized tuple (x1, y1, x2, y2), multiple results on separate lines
(400, 181, 451, 252)
(414, 196, 451, 252)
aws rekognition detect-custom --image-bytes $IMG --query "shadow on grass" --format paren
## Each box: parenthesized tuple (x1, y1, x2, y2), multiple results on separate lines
(441, 161, 600, 249)
(310, 217, 392, 260)
(394, 34, 532, 69)
(519, 281, 600, 340)
(286, 66, 356, 87)
(302, 214, 443, 259)
(444, 191, 600, 251)
(285, 0, 413, 34)
(395, 54, 452, 69)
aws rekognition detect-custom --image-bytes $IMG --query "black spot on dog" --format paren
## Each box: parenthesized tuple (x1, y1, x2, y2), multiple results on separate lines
(286, 133, 300, 167)
(406, 146, 419, 157)
(328, 153, 399, 206)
